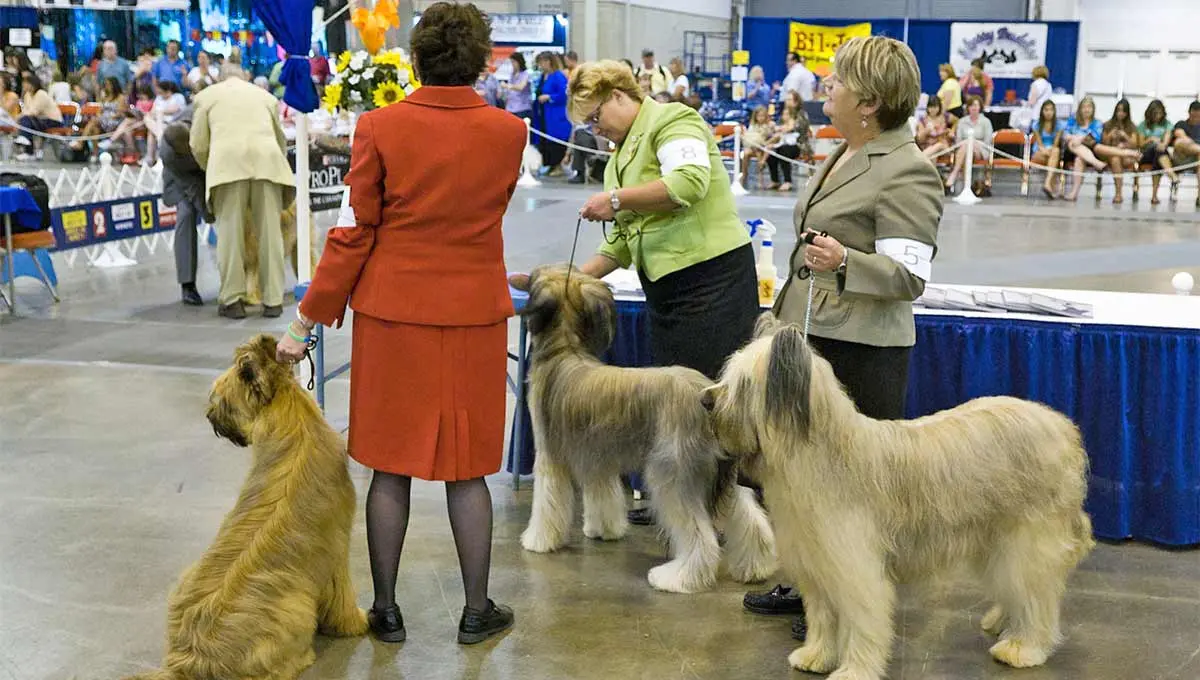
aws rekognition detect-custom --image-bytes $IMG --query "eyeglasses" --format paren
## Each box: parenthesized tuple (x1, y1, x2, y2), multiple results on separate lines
(584, 96, 610, 126)
(823, 73, 842, 90)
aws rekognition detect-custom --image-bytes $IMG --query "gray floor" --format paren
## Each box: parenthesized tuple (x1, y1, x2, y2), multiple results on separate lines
(2, 174, 1200, 680)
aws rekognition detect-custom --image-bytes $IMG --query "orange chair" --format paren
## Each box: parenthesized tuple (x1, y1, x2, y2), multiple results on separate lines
(0, 229, 59, 313)
(987, 129, 1030, 195)
(81, 102, 103, 118)
(812, 125, 843, 162)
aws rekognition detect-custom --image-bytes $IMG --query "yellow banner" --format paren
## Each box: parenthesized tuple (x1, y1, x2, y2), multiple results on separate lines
(787, 22, 872, 75)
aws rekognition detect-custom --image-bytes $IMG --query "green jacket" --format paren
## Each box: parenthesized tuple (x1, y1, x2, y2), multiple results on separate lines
(598, 98, 749, 281)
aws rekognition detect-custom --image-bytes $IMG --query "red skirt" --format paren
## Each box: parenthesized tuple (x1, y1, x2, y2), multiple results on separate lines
(348, 313, 508, 481)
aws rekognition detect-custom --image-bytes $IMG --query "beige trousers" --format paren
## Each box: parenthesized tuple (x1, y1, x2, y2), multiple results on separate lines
(211, 179, 285, 307)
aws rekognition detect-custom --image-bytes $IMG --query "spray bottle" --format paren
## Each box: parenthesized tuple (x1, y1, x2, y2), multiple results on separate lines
(746, 218, 779, 306)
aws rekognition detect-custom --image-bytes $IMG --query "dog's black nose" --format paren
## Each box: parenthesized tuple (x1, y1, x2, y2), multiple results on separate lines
(700, 390, 715, 412)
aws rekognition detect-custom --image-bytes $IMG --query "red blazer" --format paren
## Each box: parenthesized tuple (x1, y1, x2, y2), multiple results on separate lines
(300, 86, 526, 328)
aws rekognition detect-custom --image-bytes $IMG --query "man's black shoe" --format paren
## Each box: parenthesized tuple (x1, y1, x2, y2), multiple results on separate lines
(743, 584, 806, 615)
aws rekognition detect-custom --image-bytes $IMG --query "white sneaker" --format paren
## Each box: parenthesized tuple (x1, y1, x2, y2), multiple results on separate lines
(15, 153, 34, 161)
(14, 135, 31, 147)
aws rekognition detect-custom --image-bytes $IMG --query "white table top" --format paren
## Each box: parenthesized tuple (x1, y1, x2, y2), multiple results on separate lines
(599, 269, 1200, 331)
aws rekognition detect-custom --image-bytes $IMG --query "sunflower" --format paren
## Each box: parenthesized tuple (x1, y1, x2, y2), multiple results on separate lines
(322, 83, 344, 112)
(372, 82, 406, 108)
(373, 50, 402, 69)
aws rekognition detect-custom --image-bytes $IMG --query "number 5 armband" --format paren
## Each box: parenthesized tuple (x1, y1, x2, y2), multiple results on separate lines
(874, 237, 934, 281)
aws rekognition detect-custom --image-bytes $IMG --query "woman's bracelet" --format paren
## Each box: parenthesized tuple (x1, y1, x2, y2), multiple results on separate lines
(287, 322, 311, 344)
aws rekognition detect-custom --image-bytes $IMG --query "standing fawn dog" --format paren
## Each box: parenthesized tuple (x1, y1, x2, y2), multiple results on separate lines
(125, 334, 367, 680)
(704, 319, 1094, 679)
(517, 265, 776, 593)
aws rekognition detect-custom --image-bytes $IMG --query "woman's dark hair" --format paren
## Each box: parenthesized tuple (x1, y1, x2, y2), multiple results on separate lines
(964, 94, 983, 112)
(510, 51, 526, 73)
(101, 77, 122, 99)
(156, 80, 180, 95)
(1145, 99, 1167, 126)
(0, 71, 12, 93)
(410, 2, 492, 87)
(926, 95, 942, 115)
(136, 84, 153, 99)
(1039, 99, 1057, 133)
(22, 72, 44, 92)
(1104, 98, 1136, 136)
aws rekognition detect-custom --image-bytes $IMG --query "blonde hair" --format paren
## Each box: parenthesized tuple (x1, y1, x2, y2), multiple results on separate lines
(834, 36, 921, 131)
(567, 59, 644, 122)
(939, 63, 956, 80)
(1032, 65, 1050, 80)
(749, 65, 764, 82)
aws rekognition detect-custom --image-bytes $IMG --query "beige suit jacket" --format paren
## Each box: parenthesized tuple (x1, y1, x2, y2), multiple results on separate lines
(773, 125, 944, 347)
(189, 78, 295, 207)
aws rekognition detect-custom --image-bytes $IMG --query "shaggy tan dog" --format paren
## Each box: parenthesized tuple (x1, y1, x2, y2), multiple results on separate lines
(242, 202, 317, 306)
(518, 266, 776, 594)
(125, 334, 367, 680)
(703, 319, 1094, 680)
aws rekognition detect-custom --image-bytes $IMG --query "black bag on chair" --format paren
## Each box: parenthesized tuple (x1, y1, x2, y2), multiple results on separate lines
(0, 172, 52, 233)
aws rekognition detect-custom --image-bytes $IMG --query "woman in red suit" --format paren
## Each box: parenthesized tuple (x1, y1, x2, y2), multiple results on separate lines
(276, 2, 525, 645)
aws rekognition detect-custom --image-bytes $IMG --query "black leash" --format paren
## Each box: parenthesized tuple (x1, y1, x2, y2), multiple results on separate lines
(302, 333, 319, 391)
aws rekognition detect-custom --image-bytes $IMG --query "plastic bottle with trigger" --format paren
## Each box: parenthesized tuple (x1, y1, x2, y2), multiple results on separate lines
(747, 218, 779, 306)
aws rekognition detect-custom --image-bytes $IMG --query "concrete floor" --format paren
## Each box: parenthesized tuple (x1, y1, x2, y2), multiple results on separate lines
(2, 175, 1200, 679)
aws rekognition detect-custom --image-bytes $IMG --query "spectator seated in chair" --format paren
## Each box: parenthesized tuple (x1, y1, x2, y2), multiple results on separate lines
(1099, 98, 1143, 204)
(1170, 100, 1200, 206)
(1028, 99, 1063, 199)
(1136, 99, 1177, 206)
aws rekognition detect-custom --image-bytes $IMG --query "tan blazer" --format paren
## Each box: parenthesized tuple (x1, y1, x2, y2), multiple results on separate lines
(773, 125, 944, 347)
(189, 78, 295, 207)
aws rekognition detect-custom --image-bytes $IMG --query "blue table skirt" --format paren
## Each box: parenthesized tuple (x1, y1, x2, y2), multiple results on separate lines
(508, 299, 1200, 547)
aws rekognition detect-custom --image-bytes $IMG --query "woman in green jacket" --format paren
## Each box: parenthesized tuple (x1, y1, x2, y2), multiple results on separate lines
(568, 59, 758, 383)
(514, 59, 760, 526)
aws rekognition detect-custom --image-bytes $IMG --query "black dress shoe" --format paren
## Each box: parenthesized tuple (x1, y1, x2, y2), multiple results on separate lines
(181, 284, 203, 306)
(743, 584, 806, 615)
(262, 305, 283, 318)
(627, 507, 655, 526)
(217, 301, 246, 319)
(368, 604, 406, 643)
(457, 599, 514, 645)
(791, 615, 808, 641)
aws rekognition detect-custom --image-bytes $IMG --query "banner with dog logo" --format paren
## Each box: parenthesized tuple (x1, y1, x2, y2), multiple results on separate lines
(949, 22, 1048, 79)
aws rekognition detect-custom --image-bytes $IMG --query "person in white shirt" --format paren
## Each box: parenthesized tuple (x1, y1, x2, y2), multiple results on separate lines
(187, 51, 219, 92)
(1026, 64, 1052, 110)
(634, 48, 672, 95)
(667, 57, 689, 100)
(781, 52, 816, 102)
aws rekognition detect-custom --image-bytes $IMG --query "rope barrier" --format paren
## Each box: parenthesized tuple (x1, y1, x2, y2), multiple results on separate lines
(527, 126, 615, 157)
(3, 118, 146, 142)
(979, 141, 1200, 179)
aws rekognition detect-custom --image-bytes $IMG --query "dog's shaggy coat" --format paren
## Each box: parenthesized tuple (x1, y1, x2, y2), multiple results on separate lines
(518, 266, 776, 593)
(124, 334, 367, 680)
(704, 318, 1094, 679)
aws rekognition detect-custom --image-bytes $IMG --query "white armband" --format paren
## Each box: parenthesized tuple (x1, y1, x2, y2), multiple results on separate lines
(657, 138, 710, 175)
(334, 187, 356, 228)
(875, 238, 933, 281)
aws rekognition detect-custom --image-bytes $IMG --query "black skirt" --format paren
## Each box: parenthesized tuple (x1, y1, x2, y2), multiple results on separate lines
(638, 243, 759, 381)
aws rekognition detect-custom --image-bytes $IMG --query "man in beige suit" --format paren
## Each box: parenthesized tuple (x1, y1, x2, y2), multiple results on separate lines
(190, 64, 295, 319)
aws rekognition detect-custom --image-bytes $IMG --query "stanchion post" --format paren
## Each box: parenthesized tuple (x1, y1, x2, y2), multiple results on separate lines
(730, 123, 748, 196)
(954, 129, 982, 205)
(296, 111, 313, 283)
(516, 117, 542, 188)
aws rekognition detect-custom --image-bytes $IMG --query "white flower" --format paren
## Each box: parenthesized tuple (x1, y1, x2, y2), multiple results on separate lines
(396, 69, 410, 86)
(350, 90, 363, 102)
(349, 74, 361, 85)
(363, 67, 376, 81)
(350, 53, 366, 71)
(330, 72, 342, 85)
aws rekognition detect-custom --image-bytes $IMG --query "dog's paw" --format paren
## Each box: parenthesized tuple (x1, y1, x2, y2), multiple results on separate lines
(787, 644, 838, 674)
(990, 638, 1050, 668)
(521, 525, 564, 553)
(981, 604, 1007, 636)
(647, 561, 710, 594)
(583, 518, 628, 542)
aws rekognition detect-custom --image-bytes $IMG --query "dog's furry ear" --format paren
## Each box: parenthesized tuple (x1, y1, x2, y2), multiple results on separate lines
(521, 288, 560, 337)
(578, 279, 615, 356)
(753, 311, 782, 340)
(765, 325, 811, 438)
(236, 335, 284, 403)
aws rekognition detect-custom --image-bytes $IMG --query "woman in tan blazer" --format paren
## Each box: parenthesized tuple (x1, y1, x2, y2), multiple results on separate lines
(744, 35, 945, 630)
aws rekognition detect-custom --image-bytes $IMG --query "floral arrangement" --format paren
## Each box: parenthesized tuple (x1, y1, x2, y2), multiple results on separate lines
(323, 48, 420, 113)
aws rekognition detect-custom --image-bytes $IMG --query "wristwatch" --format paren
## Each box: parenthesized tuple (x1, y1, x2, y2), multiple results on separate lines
(609, 190, 621, 213)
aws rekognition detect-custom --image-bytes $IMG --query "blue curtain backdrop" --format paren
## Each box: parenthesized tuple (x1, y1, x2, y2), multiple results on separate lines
(251, 0, 317, 112)
(741, 17, 1079, 105)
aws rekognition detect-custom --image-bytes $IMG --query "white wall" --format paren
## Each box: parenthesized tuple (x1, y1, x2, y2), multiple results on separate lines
(627, 0, 731, 20)
(567, 0, 730, 63)
(1074, 0, 1200, 122)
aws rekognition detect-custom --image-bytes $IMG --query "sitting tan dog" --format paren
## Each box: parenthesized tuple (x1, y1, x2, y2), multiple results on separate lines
(125, 334, 366, 680)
